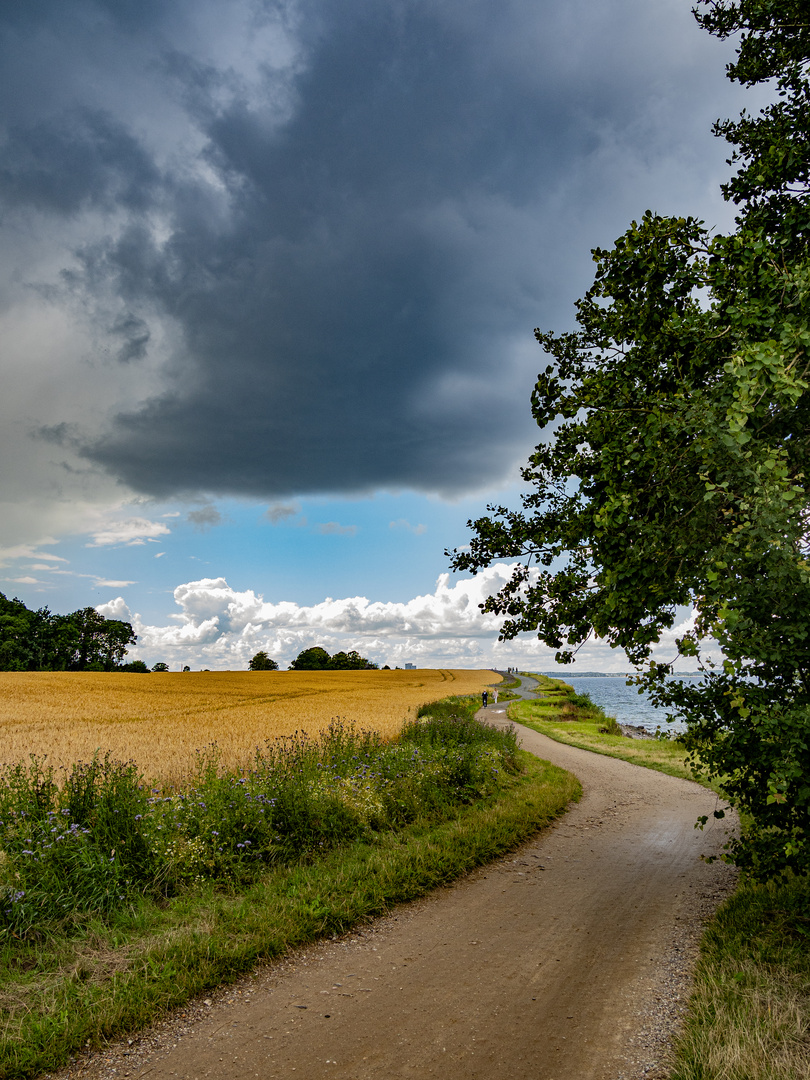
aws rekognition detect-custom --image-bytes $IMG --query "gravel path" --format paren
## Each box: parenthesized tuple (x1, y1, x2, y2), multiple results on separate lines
(52, 704, 736, 1080)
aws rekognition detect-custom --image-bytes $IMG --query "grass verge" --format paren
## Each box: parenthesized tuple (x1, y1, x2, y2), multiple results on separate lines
(0, 701, 579, 1079)
(513, 673, 810, 1080)
(493, 674, 521, 700)
(508, 674, 704, 784)
(667, 875, 810, 1080)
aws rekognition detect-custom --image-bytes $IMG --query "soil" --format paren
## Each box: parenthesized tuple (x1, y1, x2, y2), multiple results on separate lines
(50, 704, 736, 1080)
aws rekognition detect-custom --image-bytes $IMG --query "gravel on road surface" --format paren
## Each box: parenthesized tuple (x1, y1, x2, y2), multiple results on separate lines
(50, 707, 735, 1080)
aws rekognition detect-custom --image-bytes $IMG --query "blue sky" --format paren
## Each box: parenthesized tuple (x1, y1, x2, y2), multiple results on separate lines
(9, 489, 507, 618)
(0, 0, 753, 669)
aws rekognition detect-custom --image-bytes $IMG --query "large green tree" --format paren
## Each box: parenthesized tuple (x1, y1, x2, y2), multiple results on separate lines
(290, 646, 332, 670)
(56, 608, 137, 671)
(450, 0, 810, 879)
(289, 646, 377, 670)
(0, 595, 51, 671)
(0, 593, 137, 672)
(329, 650, 378, 670)
(249, 650, 279, 671)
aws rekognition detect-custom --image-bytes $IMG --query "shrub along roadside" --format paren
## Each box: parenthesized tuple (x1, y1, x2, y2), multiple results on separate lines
(0, 698, 579, 1079)
(0, 700, 519, 936)
(515, 673, 810, 1080)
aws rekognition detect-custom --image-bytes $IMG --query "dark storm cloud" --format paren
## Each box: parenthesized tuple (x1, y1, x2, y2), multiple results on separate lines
(0, 109, 161, 215)
(0, 0, 744, 500)
(110, 313, 151, 364)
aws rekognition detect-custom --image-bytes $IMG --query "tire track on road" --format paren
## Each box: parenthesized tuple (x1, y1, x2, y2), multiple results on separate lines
(63, 709, 735, 1080)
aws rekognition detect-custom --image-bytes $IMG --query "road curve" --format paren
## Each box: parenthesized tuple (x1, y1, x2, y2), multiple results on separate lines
(493, 670, 542, 700)
(74, 709, 736, 1080)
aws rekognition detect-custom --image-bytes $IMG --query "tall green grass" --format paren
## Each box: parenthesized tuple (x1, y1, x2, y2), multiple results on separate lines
(0, 701, 519, 938)
(668, 875, 810, 1080)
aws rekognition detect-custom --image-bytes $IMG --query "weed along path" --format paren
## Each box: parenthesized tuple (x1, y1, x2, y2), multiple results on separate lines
(69, 710, 735, 1080)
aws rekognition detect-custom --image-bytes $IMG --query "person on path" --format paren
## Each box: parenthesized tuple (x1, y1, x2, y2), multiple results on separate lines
(493, 689, 499, 705)
(482, 691, 488, 708)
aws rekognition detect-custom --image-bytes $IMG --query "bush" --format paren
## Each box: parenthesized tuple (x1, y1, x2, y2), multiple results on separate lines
(598, 716, 624, 737)
(0, 754, 153, 928)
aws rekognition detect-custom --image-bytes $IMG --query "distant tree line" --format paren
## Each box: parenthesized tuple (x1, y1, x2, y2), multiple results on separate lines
(0, 592, 137, 671)
(293, 643, 380, 669)
(290, 646, 378, 670)
(249, 646, 378, 671)
(1, 589, 382, 675)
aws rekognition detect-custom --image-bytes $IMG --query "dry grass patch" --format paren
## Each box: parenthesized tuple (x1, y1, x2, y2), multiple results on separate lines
(0, 669, 498, 783)
(668, 877, 810, 1080)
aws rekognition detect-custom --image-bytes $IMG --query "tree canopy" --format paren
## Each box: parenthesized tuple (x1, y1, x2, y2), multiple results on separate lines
(248, 651, 279, 671)
(122, 660, 150, 673)
(450, 0, 810, 880)
(329, 650, 377, 670)
(0, 593, 137, 671)
(289, 646, 377, 671)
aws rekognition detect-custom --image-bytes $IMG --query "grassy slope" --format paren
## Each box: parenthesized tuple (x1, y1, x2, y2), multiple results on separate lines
(513, 673, 810, 1080)
(512, 695, 697, 780)
(0, 750, 579, 1079)
(510, 676, 727, 796)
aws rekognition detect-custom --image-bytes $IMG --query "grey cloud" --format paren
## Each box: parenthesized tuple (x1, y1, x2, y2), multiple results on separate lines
(1, 0, 748, 503)
(316, 522, 357, 537)
(265, 503, 301, 524)
(187, 506, 223, 531)
(110, 313, 151, 363)
(2, 0, 167, 30)
(0, 109, 162, 216)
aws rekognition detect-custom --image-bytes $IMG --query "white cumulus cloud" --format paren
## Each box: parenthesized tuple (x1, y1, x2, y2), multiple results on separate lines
(88, 518, 171, 547)
(96, 597, 134, 622)
(389, 519, 427, 535)
(97, 569, 717, 673)
(95, 566, 549, 669)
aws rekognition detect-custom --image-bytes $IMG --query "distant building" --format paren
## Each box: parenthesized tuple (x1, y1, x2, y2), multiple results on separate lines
(404, 662, 416, 669)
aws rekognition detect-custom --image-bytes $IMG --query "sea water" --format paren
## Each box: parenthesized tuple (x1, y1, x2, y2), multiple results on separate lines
(560, 675, 703, 733)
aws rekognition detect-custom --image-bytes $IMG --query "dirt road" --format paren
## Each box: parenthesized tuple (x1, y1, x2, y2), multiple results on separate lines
(71, 708, 736, 1080)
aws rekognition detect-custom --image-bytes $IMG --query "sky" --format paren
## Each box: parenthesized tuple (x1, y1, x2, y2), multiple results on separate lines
(0, 0, 756, 671)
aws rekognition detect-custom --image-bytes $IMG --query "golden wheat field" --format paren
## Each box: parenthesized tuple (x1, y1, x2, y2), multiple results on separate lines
(0, 669, 500, 783)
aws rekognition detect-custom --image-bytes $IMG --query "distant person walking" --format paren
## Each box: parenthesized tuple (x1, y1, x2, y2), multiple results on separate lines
(482, 690, 488, 708)
(493, 689, 499, 705)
